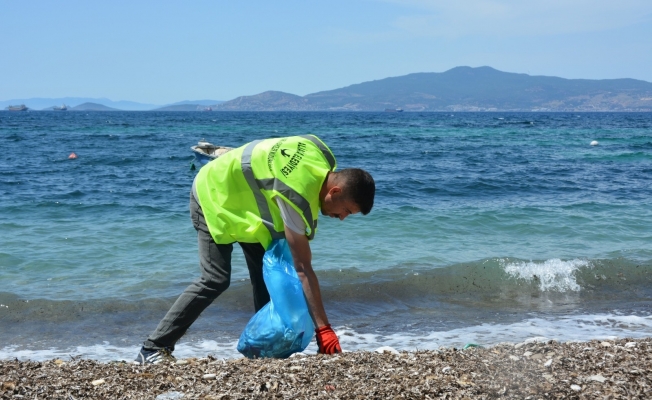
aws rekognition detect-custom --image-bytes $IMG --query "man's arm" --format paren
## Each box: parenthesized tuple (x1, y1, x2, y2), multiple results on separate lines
(284, 224, 341, 354)
(284, 224, 329, 327)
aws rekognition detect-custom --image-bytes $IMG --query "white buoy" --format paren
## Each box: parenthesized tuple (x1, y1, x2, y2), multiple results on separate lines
(590, 140, 599, 146)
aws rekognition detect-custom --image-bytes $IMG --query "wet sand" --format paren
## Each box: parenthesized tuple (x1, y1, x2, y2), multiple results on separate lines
(1, 338, 650, 399)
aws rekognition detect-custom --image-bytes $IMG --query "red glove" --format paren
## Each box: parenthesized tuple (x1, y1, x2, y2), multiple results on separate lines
(315, 324, 342, 354)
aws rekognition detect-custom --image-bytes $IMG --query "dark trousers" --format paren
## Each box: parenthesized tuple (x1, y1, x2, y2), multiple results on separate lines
(143, 193, 270, 351)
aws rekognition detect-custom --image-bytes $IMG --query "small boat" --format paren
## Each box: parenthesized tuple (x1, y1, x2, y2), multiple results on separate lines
(53, 104, 68, 111)
(190, 140, 233, 169)
(6, 104, 28, 111)
(384, 108, 403, 113)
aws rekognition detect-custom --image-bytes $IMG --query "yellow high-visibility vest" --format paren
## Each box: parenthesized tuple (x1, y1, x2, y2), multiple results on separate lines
(194, 135, 337, 249)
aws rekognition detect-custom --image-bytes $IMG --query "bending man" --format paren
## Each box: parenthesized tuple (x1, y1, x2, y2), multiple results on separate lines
(136, 134, 375, 363)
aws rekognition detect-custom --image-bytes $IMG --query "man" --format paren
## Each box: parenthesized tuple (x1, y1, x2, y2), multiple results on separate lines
(135, 134, 375, 364)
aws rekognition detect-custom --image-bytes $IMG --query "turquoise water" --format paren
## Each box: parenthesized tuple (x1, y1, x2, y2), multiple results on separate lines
(1, 111, 651, 361)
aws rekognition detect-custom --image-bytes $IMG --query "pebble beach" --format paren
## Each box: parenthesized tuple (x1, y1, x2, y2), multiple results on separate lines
(2, 338, 650, 399)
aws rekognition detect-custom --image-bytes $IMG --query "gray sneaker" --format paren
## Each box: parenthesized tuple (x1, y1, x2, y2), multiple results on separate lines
(134, 347, 176, 365)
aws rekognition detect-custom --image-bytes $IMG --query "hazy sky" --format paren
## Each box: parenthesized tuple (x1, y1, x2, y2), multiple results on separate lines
(2, 0, 651, 104)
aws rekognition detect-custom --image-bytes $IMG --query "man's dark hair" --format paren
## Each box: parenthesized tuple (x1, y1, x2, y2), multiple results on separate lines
(335, 168, 375, 215)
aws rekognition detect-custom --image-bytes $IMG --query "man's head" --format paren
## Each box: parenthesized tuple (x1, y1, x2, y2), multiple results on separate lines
(319, 168, 375, 220)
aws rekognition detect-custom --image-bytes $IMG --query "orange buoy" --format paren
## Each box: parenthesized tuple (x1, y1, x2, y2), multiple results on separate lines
(68, 152, 77, 159)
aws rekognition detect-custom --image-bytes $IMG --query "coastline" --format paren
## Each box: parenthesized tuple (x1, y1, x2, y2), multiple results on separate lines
(1, 338, 650, 399)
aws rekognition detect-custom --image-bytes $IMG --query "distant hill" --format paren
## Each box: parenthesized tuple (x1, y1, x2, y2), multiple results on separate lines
(153, 99, 225, 111)
(0, 97, 160, 111)
(215, 67, 652, 112)
(70, 102, 120, 111)
(166, 100, 224, 106)
(216, 91, 310, 111)
(154, 104, 205, 111)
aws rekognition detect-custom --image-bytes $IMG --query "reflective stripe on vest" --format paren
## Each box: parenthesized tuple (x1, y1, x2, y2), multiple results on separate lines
(301, 135, 336, 170)
(241, 140, 285, 240)
(241, 136, 334, 240)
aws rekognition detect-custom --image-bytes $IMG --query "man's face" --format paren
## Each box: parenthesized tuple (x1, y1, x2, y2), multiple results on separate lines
(320, 188, 360, 220)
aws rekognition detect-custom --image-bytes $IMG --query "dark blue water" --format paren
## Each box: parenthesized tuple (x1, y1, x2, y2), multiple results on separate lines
(1, 111, 651, 361)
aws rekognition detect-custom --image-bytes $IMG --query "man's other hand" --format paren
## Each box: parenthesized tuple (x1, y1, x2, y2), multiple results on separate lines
(315, 324, 342, 354)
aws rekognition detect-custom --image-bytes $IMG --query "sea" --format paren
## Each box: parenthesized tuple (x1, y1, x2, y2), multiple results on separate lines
(1, 111, 651, 362)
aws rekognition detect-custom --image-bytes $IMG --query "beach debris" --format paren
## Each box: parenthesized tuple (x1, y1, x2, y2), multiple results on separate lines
(68, 152, 78, 159)
(375, 346, 399, 354)
(156, 392, 185, 400)
(0, 338, 649, 399)
(588, 374, 606, 383)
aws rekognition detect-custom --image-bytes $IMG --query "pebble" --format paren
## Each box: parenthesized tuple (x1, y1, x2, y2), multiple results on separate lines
(91, 378, 105, 386)
(544, 359, 553, 367)
(571, 384, 582, 391)
(600, 341, 612, 347)
(176, 359, 189, 365)
(509, 355, 520, 361)
(202, 373, 217, 380)
(375, 346, 399, 354)
(156, 392, 185, 400)
(624, 342, 637, 348)
(588, 374, 606, 383)
(523, 351, 533, 357)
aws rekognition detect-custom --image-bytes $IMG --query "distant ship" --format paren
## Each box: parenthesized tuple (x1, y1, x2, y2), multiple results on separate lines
(6, 104, 28, 112)
(53, 104, 68, 111)
(384, 108, 403, 113)
(198, 106, 213, 112)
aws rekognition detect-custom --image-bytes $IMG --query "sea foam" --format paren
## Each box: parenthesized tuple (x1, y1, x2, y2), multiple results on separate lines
(501, 258, 590, 292)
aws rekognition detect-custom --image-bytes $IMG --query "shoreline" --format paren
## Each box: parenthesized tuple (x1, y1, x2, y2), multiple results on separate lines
(2, 338, 650, 399)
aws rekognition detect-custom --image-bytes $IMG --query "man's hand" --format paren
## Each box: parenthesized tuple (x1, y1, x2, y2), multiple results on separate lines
(315, 324, 342, 354)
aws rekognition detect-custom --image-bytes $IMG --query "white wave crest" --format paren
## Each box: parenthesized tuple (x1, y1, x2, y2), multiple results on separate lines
(501, 258, 591, 291)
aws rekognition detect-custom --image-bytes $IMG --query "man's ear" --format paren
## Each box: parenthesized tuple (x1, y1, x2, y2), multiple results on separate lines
(328, 186, 342, 197)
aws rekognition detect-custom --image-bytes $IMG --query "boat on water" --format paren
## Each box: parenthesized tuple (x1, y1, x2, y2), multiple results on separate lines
(6, 104, 28, 111)
(53, 104, 68, 111)
(384, 108, 403, 113)
(198, 106, 213, 112)
(190, 140, 233, 169)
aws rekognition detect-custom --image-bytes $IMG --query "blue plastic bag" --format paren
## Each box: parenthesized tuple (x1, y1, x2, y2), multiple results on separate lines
(237, 239, 315, 358)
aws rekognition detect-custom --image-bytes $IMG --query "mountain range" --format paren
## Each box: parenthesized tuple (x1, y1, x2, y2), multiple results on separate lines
(3, 67, 652, 112)
(0, 98, 223, 111)
(214, 67, 652, 112)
